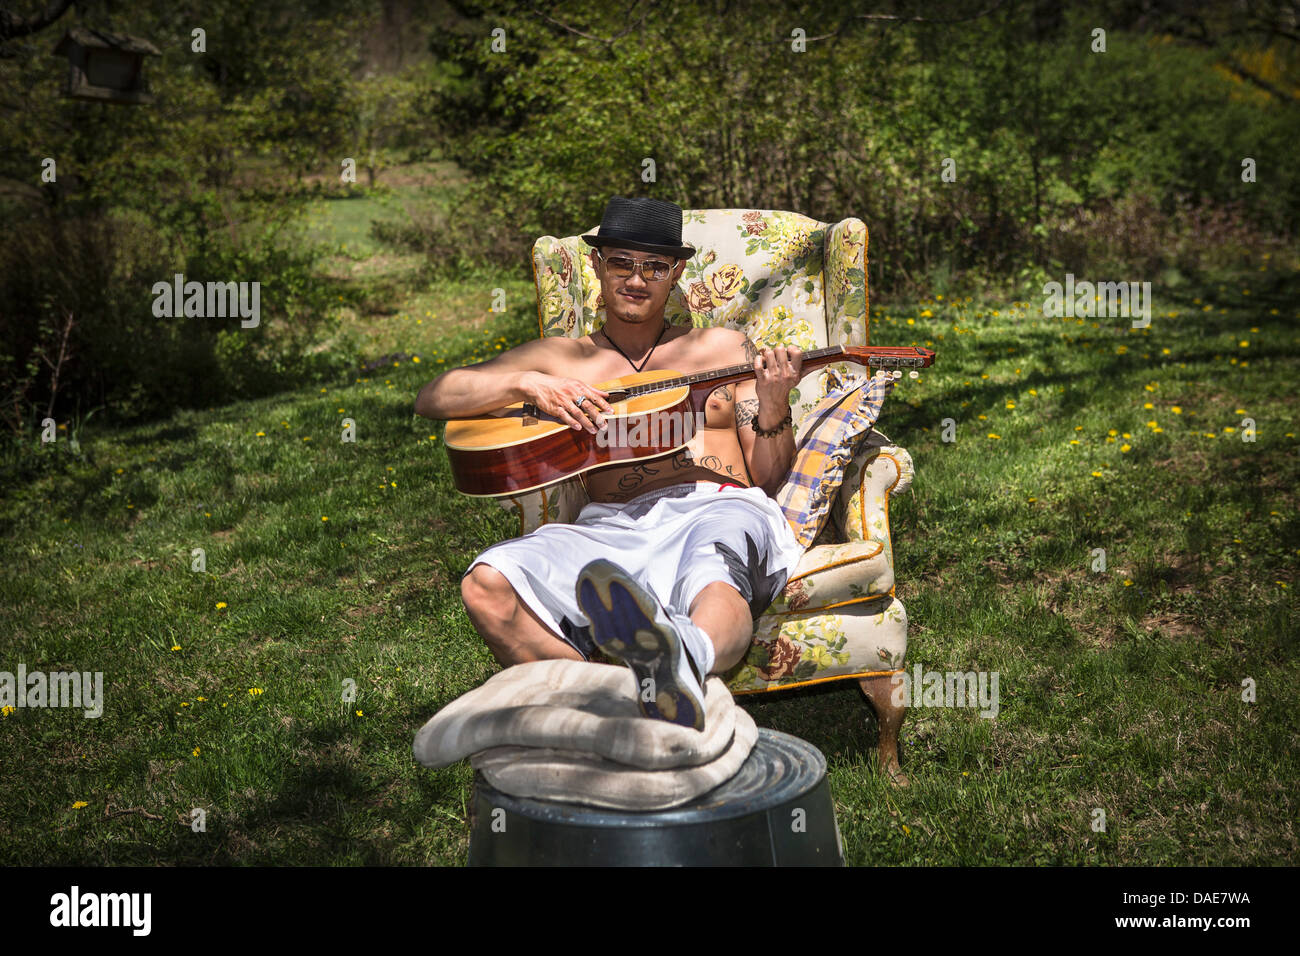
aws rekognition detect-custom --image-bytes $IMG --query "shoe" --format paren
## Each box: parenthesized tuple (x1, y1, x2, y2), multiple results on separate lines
(576, 559, 707, 731)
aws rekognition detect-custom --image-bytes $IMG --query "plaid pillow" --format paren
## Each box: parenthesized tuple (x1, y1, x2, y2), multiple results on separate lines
(775, 369, 895, 548)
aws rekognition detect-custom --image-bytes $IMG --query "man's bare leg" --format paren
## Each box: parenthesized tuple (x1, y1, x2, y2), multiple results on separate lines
(461, 564, 582, 666)
(688, 581, 754, 674)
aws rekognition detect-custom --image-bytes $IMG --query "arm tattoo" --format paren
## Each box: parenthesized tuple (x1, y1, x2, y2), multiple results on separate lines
(742, 338, 759, 363)
(735, 398, 759, 428)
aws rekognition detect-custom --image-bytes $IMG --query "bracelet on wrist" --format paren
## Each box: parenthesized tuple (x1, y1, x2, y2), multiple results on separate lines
(751, 411, 793, 438)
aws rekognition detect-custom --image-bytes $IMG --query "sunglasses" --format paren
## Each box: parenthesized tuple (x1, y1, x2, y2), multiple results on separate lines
(596, 251, 677, 282)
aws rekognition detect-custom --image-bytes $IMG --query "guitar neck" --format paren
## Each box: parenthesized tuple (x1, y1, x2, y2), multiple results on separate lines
(617, 344, 934, 400)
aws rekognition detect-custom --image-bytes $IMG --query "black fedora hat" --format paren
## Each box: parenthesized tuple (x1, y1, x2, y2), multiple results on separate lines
(582, 196, 695, 260)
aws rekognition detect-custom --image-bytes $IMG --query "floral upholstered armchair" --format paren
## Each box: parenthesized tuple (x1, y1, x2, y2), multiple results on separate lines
(507, 208, 913, 782)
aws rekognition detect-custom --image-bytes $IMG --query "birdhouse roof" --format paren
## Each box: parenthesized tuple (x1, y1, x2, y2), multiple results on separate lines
(52, 27, 162, 57)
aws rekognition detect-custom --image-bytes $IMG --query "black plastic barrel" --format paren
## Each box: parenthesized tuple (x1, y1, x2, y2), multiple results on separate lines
(466, 728, 842, 866)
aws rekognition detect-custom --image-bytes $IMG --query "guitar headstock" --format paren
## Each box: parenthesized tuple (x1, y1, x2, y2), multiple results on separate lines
(839, 345, 936, 369)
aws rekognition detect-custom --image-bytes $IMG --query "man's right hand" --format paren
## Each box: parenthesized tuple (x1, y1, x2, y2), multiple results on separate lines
(520, 371, 615, 433)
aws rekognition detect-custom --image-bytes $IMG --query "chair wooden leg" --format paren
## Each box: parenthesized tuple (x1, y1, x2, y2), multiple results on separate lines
(859, 673, 908, 787)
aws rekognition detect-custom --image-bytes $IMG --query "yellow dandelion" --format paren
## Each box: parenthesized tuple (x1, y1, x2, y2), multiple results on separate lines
(1123, 579, 1133, 586)
(987, 433, 1001, 439)
(356, 710, 364, 717)
(1108, 429, 1118, 436)
(1120, 444, 1131, 452)
(192, 747, 200, 756)
(256, 431, 266, 437)
(1091, 471, 1103, 477)
(171, 644, 181, 651)
(1070, 439, 1081, 445)
(216, 602, 227, 610)
(249, 687, 263, 696)
(321, 516, 329, 522)
(72, 801, 89, 809)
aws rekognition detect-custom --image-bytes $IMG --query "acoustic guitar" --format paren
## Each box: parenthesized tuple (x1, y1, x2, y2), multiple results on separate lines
(444, 344, 936, 497)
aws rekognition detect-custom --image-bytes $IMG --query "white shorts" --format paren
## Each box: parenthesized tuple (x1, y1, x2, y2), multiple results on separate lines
(465, 481, 804, 659)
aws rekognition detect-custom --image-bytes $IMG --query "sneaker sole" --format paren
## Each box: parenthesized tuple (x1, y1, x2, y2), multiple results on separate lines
(576, 559, 706, 731)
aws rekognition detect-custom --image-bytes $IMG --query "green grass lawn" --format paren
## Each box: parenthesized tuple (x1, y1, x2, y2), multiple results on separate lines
(1, 262, 1296, 865)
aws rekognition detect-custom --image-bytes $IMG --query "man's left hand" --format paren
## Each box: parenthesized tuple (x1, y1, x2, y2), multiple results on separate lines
(753, 346, 803, 427)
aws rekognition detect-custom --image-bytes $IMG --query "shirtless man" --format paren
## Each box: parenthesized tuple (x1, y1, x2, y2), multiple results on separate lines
(415, 197, 804, 730)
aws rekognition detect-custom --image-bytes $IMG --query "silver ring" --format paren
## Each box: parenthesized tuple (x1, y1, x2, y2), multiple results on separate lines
(574, 396, 587, 408)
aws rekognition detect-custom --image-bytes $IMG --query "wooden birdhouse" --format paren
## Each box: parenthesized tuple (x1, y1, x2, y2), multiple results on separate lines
(51, 28, 161, 105)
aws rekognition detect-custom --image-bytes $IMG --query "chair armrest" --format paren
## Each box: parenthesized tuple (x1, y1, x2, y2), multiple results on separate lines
(832, 430, 913, 544)
(495, 477, 590, 537)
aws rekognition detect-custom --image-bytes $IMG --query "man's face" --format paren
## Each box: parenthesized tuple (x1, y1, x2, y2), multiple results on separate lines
(591, 247, 686, 325)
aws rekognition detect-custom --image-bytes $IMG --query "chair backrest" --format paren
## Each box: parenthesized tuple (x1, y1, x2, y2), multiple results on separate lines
(530, 208, 870, 423)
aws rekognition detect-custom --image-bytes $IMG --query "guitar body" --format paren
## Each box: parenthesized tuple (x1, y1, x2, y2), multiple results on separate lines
(443, 344, 935, 498)
(445, 370, 695, 497)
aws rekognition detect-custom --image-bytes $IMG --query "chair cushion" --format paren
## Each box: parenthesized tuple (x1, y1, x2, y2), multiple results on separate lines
(775, 369, 895, 548)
